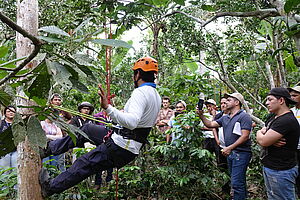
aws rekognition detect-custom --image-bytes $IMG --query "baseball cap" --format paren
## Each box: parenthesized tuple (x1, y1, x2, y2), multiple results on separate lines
(268, 87, 297, 105)
(177, 100, 187, 108)
(224, 92, 244, 104)
(287, 86, 300, 94)
(205, 99, 217, 106)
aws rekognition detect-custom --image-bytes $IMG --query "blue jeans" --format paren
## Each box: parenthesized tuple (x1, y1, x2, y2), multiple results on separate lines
(227, 150, 252, 200)
(263, 166, 298, 200)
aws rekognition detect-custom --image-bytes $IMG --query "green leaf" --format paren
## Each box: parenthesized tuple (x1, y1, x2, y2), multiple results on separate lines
(11, 113, 27, 146)
(284, 0, 300, 13)
(173, 0, 185, 6)
(152, 0, 168, 6)
(70, 78, 89, 93)
(285, 29, 300, 37)
(201, 4, 216, 12)
(285, 54, 297, 72)
(0, 71, 8, 79)
(76, 65, 96, 81)
(0, 46, 9, 58)
(47, 61, 72, 89)
(258, 20, 273, 37)
(39, 26, 70, 37)
(91, 39, 134, 49)
(27, 62, 51, 101)
(184, 60, 198, 73)
(0, 89, 12, 106)
(72, 54, 95, 66)
(62, 56, 97, 81)
(15, 68, 30, 76)
(74, 17, 92, 34)
(112, 42, 131, 71)
(64, 64, 79, 80)
(54, 120, 91, 146)
(26, 116, 47, 152)
(0, 56, 26, 68)
(38, 36, 67, 44)
(30, 96, 48, 106)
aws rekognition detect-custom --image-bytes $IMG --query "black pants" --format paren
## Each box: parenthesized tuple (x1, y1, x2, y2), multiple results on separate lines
(46, 124, 137, 195)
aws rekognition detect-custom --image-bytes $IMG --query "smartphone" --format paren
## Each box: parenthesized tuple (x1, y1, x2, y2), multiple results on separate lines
(198, 99, 204, 110)
(197, 93, 205, 110)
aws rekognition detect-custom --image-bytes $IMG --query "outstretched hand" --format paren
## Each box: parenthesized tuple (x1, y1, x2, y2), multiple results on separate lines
(98, 84, 109, 109)
(196, 106, 204, 116)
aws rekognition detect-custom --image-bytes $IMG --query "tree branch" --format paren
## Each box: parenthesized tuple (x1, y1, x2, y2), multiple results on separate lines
(255, 61, 269, 83)
(232, 76, 268, 111)
(0, 11, 43, 86)
(202, 9, 280, 27)
(0, 67, 14, 71)
(209, 42, 264, 125)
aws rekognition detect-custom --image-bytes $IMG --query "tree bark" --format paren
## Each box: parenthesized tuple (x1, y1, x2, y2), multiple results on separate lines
(16, 0, 43, 199)
(265, 61, 275, 89)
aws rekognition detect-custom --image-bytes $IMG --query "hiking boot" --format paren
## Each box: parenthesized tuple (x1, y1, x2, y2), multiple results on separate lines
(39, 168, 52, 197)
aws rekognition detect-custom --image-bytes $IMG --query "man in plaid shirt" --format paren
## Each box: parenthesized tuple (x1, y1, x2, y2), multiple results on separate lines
(156, 96, 174, 137)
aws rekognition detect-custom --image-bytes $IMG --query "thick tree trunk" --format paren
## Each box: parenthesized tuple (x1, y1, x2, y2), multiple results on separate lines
(17, 138, 43, 200)
(16, 0, 43, 199)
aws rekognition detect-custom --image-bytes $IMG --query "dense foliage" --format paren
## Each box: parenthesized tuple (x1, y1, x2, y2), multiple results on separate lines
(0, 0, 300, 199)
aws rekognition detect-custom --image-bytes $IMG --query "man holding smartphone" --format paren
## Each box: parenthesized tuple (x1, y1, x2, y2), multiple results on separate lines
(197, 93, 252, 200)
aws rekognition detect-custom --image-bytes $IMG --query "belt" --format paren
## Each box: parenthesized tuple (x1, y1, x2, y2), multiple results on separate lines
(112, 127, 152, 144)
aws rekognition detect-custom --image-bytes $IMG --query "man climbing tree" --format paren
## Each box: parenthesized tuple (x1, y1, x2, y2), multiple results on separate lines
(39, 57, 161, 197)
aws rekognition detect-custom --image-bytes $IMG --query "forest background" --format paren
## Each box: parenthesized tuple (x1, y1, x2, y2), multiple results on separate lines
(0, 0, 299, 199)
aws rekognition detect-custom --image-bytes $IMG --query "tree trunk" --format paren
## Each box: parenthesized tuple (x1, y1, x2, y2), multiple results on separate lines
(16, 0, 43, 199)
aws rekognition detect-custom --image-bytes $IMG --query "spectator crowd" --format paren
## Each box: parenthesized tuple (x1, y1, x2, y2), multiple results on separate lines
(1, 84, 300, 200)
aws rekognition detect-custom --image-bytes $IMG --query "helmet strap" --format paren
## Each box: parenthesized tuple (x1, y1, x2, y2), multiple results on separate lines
(133, 70, 141, 88)
(134, 77, 141, 88)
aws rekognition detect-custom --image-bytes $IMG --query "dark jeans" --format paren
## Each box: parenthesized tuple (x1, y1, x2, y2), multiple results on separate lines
(46, 124, 137, 195)
(227, 150, 252, 200)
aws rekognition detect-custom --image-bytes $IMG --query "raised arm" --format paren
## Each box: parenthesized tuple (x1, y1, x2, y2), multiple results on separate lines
(196, 109, 220, 128)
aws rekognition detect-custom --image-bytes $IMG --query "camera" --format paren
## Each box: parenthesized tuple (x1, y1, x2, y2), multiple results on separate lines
(197, 93, 205, 110)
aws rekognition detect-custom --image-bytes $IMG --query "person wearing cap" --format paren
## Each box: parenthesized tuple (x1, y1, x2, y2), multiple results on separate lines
(49, 93, 72, 122)
(70, 102, 95, 127)
(256, 87, 300, 200)
(167, 100, 188, 143)
(288, 85, 300, 197)
(201, 99, 219, 155)
(39, 57, 161, 197)
(197, 92, 252, 200)
(156, 96, 174, 137)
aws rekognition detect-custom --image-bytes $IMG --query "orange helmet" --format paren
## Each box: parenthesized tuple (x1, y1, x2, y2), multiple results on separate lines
(132, 57, 158, 73)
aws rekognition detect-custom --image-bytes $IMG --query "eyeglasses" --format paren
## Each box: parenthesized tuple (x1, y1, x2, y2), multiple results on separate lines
(176, 106, 184, 109)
